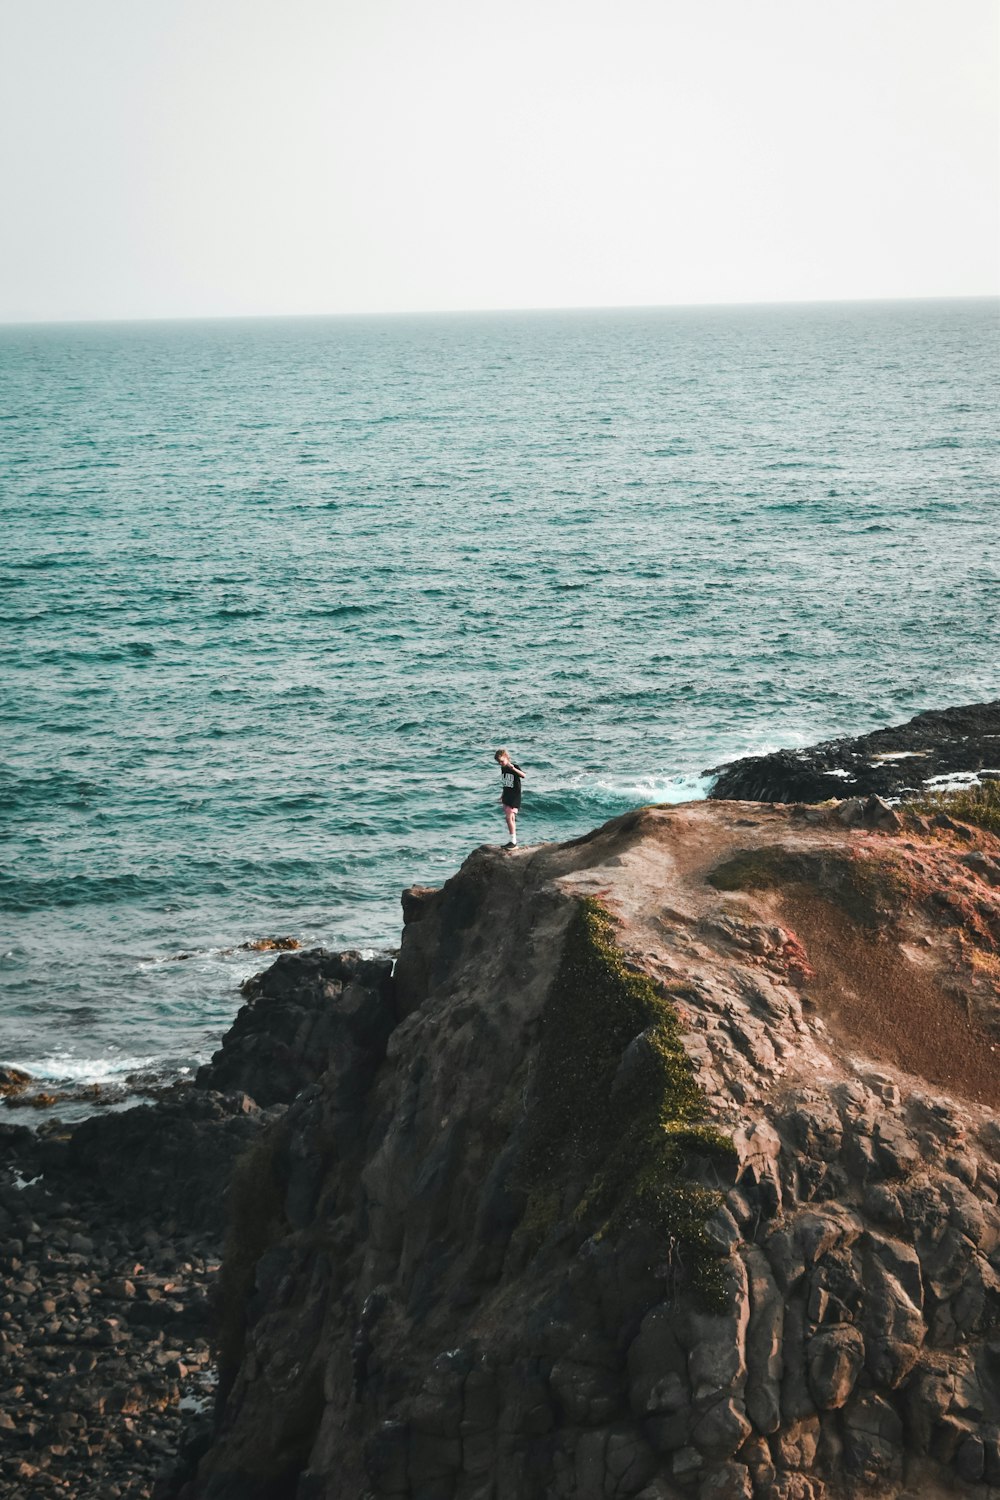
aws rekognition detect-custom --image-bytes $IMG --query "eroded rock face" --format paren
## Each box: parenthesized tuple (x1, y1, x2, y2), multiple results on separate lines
(186, 801, 1000, 1500)
(195, 949, 395, 1109)
(707, 698, 1000, 803)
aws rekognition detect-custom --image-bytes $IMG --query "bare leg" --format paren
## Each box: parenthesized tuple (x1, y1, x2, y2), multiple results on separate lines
(503, 806, 518, 844)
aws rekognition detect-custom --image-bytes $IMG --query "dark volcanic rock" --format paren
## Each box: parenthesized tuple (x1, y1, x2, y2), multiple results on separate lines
(195, 948, 395, 1108)
(707, 698, 1000, 803)
(30, 949, 398, 1239)
(37, 1088, 266, 1237)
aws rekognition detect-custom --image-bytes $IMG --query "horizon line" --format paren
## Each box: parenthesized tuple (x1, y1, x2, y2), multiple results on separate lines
(1, 291, 998, 332)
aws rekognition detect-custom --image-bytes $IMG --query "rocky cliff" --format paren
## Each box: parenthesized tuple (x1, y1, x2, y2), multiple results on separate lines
(184, 796, 1000, 1500)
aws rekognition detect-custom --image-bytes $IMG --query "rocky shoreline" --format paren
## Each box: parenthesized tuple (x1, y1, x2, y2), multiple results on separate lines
(0, 1166, 218, 1500)
(3, 731, 1000, 1498)
(0, 1083, 267, 1500)
(707, 699, 1000, 804)
(0, 950, 392, 1500)
(0, 938, 308, 1118)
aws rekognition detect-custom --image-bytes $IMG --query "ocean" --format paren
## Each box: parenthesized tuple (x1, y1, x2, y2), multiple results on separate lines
(1, 299, 998, 1108)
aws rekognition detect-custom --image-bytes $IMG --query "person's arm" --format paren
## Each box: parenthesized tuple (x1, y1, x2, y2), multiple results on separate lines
(509, 764, 526, 777)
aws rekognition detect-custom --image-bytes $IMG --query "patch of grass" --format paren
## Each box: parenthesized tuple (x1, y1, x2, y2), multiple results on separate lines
(911, 782, 1000, 838)
(966, 945, 1000, 981)
(217, 1120, 290, 1383)
(512, 898, 736, 1309)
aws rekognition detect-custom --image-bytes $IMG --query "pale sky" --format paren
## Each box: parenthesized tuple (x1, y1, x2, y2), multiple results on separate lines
(0, 0, 997, 323)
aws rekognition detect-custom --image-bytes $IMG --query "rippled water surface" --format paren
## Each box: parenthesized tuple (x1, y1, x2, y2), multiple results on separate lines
(1, 301, 998, 1094)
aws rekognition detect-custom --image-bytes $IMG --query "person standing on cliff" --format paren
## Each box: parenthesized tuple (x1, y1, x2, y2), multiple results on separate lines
(494, 748, 525, 848)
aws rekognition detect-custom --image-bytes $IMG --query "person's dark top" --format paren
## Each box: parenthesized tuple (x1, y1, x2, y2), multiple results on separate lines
(500, 763, 523, 808)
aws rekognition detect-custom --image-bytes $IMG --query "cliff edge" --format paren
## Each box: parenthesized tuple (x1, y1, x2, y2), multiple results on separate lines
(187, 798, 1000, 1500)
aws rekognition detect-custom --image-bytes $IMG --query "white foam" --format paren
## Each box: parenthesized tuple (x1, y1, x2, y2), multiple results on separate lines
(739, 728, 830, 758)
(16, 1052, 158, 1085)
(923, 772, 983, 791)
(870, 751, 926, 761)
(822, 768, 855, 780)
(589, 773, 713, 806)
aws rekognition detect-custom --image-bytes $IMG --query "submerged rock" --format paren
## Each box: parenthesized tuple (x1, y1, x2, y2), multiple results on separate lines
(0, 1066, 31, 1099)
(239, 935, 302, 952)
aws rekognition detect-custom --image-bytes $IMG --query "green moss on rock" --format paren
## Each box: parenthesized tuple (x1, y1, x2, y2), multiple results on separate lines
(513, 898, 736, 1308)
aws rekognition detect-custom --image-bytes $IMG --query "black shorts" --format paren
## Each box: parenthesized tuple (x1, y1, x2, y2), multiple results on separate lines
(502, 792, 521, 810)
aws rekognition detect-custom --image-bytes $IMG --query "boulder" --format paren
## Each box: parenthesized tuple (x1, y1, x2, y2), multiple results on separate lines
(805, 1326, 865, 1410)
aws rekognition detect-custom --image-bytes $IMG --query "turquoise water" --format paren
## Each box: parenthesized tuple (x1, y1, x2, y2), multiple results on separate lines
(1, 300, 998, 1098)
